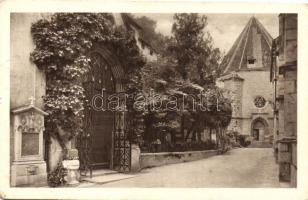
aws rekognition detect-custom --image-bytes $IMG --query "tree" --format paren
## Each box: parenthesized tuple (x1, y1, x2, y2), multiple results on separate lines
(193, 34, 223, 86)
(133, 15, 172, 56)
(169, 13, 207, 80)
(140, 13, 231, 152)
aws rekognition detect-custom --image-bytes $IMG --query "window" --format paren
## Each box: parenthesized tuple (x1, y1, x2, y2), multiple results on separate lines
(247, 56, 256, 64)
(254, 96, 266, 108)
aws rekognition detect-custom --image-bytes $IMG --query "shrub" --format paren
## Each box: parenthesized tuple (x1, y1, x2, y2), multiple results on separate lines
(236, 134, 251, 147)
(47, 163, 66, 187)
(244, 140, 251, 147)
(204, 139, 217, 150)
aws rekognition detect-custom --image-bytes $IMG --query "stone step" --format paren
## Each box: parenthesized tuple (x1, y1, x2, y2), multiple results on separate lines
(79, 173, 137, 186)
(83, 169, 118, 177)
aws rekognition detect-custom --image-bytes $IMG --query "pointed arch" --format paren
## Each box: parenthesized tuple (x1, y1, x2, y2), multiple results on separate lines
(251, 117, 269, 141)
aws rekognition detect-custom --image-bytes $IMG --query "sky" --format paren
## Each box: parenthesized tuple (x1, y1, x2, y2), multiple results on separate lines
(133, 13, 279, 54)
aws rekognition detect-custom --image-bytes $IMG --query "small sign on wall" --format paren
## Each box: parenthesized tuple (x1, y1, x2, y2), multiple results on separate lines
(22, 132, 39, 156)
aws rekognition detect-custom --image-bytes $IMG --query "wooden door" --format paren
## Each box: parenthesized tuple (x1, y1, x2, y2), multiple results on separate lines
(253, 129, 259, 141)
(88, 52, 115, 168)
(259, 129, 265, 142)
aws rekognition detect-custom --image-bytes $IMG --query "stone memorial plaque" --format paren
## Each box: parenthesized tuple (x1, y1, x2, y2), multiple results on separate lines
(21, 132, 39, 156)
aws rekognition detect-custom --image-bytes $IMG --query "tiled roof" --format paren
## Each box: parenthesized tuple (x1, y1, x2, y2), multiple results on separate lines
(219, 16, 273, 75)
(218, 73, 244, 82)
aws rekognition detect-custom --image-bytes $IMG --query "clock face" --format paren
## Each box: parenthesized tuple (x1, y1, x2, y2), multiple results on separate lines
(254, 96, 266, 108)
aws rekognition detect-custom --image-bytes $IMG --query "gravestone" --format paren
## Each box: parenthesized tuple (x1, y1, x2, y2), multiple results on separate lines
(11, 103, 48, 186)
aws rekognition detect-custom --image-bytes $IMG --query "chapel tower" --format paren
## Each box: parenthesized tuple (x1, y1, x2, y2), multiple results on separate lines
(218, 16, 274, 145)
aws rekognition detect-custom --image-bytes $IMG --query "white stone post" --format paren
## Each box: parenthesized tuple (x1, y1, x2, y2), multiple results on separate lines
(130, 144, 141, 172)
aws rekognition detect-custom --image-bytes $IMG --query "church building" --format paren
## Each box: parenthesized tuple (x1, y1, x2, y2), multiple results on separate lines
(217, 16, 274, 144)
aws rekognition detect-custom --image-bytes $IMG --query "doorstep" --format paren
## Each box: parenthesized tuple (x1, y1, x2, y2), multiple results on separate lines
(279, 181, 292, 188)
(77, 170, 137, 187)
(83, 169, 119, 177)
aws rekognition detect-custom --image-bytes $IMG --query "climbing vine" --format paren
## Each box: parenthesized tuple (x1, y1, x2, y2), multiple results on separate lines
(31, 13, 145, 147)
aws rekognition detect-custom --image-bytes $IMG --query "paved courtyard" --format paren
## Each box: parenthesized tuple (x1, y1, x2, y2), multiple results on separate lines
(83, 148, 281, 187)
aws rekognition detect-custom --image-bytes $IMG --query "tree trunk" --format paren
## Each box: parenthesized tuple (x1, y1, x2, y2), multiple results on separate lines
(181, 115, 185, 140)
(48, 136, 64, 172)
(197, 131, 202, 142)
(209, 128, 212, 141)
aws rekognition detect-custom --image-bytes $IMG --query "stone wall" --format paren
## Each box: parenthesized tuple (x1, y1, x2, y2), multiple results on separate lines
(274, 14, 297, 187)
(223, 76, 243, 119)
(283, 70, 297, 139)
(222, 75, 243, 133)
(10, 13, 48, 110)
(241, 118, 251, 135)
(238, 71, 273, 119)
(10, 13, 50, 186)
(140, 150, 219, 169)
(241, 117, 273, 137)
(10, 13, 48, 167)
(219, 70, 274, 138)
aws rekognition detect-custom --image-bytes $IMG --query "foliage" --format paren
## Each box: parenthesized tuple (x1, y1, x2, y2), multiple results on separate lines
(31, 13, 232, 156)
(167, 13, 223, 85)
(139, 13, 231, 152)
(193, 39, 223, 85)
(31, 13, 114, 141)
(141, 59, 232, 150)
(31, 13, 145, 146)
(169, 13, 207, 80)
(237, 134, 251, 147)
(226, 130, 241, 147)
(47, 162, 66, 187)
(133, 15, 172, 55)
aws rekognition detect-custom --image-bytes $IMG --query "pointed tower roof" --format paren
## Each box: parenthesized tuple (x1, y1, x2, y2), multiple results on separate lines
(219, 16, 273, 75)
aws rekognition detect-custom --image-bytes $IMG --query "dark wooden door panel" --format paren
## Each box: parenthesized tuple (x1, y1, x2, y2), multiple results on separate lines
(88, 52, 115, 168)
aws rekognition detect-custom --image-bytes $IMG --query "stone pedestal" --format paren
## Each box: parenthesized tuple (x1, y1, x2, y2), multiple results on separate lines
(11, 104, 48, 186)
(62, 160, 80, 185)
(11, 160, 47, 186)
(130, 144, 141, 173)
(277, 137, 296, 183)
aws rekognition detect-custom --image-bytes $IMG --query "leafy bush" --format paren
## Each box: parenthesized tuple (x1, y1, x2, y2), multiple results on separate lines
(47, 163, 66, 187)
(237, 134, 251, 147)
(244, 140, 251, 147)
(230, 140, 241, 148)
(31, 13, 145, 146)
(140, 13, 232, 152)
(203, 139, 217, 150)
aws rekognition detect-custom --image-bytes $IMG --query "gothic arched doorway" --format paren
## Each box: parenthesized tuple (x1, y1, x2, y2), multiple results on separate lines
(78, 46, 131, 176)
(88, 51, 115, 167)
(251, 118, 269, 142)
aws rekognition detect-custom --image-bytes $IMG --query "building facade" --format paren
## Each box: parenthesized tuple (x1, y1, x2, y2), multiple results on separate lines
(271, 14, 297, 187)
(10, 13, 50, 187)
(217, 16, 274, 144)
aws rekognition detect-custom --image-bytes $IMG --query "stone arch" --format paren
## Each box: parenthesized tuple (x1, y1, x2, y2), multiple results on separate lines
(89, 44, 125, 92)
(79, 44, 131, 174)
(251, 117, 269, 142)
